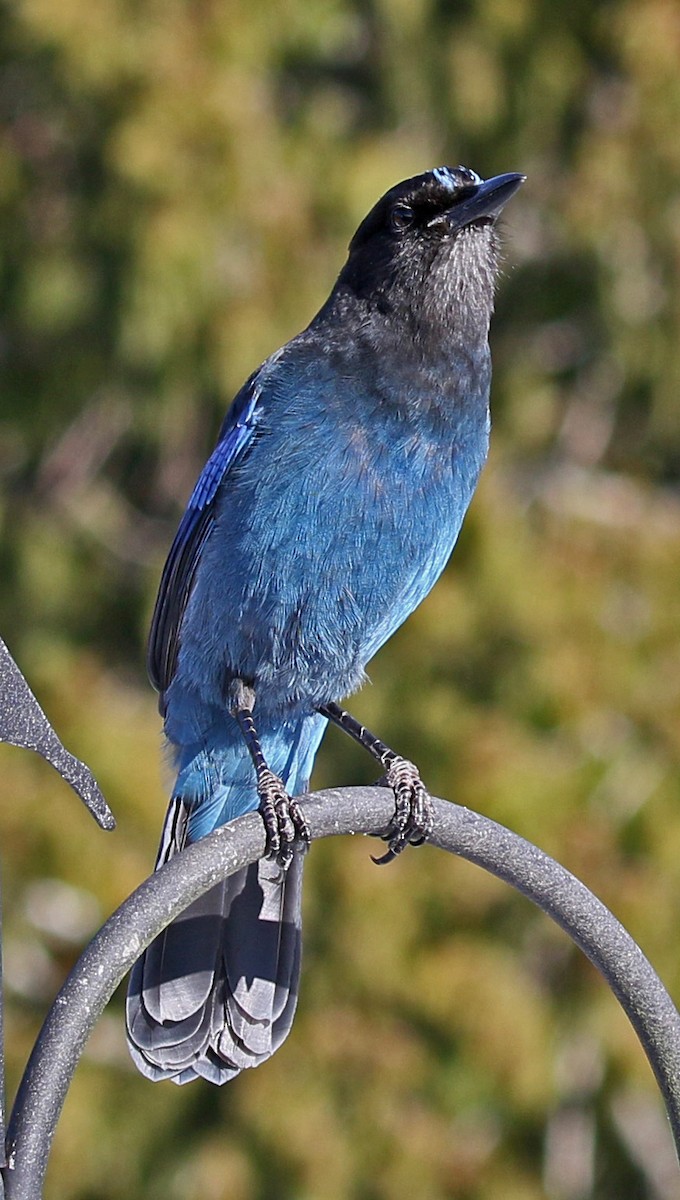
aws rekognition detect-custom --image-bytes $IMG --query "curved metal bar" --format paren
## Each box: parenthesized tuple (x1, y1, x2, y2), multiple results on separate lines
(4, 789, 680, 1198)
(0, 639, 114, 832)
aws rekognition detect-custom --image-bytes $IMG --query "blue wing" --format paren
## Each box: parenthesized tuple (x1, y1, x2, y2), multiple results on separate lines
(147, 370, 263, 696)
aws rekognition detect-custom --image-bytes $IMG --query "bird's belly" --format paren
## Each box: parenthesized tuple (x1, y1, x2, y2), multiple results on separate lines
(173, 407, 487, 724)
(240, 520, 456, 712)
(208, 484, 463, 714)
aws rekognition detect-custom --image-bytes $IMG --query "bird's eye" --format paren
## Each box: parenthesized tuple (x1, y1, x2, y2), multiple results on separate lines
(455, 165, 481, 188)
(389, 203, 414, 233)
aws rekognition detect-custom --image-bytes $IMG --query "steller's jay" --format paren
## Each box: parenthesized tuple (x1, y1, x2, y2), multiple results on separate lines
(126, 165, 524, 1084)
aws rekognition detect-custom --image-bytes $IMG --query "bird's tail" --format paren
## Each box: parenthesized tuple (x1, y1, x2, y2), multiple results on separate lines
(126, 711, 326, 1084)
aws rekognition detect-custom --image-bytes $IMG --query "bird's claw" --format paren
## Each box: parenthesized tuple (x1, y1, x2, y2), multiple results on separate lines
(258, 768, 309, 869)
(372, 757, 433, 866)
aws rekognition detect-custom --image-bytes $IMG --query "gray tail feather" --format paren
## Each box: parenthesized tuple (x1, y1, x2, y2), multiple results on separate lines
(126, 852, 304, 1084)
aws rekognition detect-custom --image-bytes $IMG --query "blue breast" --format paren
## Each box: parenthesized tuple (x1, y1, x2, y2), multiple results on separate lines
(165, 342, 490, 737)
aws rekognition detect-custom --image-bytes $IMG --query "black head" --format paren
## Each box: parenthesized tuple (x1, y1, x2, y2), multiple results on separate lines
(338, 165, 525, 342)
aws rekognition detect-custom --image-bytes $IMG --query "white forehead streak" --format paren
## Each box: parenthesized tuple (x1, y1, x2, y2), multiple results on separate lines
(432, 166, 482, 189)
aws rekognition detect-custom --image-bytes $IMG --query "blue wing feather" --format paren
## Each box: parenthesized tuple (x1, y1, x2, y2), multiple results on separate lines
(147, 371, 262, 696)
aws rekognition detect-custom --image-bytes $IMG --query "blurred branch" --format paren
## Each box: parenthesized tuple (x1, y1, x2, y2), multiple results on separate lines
(0, 638, 115, 831)
(4, 788, 680, 1198)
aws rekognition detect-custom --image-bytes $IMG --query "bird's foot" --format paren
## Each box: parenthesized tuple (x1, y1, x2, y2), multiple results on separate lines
(372, 757, 433, 866)
(258, 769, 310, 869)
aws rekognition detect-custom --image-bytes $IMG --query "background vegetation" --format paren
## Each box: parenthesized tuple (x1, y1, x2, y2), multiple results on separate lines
(1, 0, 680, 1196)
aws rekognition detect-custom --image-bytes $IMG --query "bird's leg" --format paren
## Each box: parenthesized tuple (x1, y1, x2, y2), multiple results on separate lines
(318, 701, 433, 865)
(232, 685, 309, 869)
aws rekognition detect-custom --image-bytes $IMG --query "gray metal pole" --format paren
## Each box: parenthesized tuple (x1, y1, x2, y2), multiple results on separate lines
(4, 789, 680, 1198)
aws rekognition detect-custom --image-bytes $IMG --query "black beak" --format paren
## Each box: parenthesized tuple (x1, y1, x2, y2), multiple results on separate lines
(430, 172, 525, 232)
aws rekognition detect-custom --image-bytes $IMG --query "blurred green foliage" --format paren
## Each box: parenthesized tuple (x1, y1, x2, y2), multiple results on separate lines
(1, 0, 680, 1196)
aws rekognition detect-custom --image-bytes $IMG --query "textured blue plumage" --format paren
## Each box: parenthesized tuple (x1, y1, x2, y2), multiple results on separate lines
(164, 336, 490, 738)
(147, 368, 264, 695)
(127, 164, 523, 1084)
(177, 715, 327, 841)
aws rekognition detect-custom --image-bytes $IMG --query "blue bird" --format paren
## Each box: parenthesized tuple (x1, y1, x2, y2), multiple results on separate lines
(126, 165, 524, 1084)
